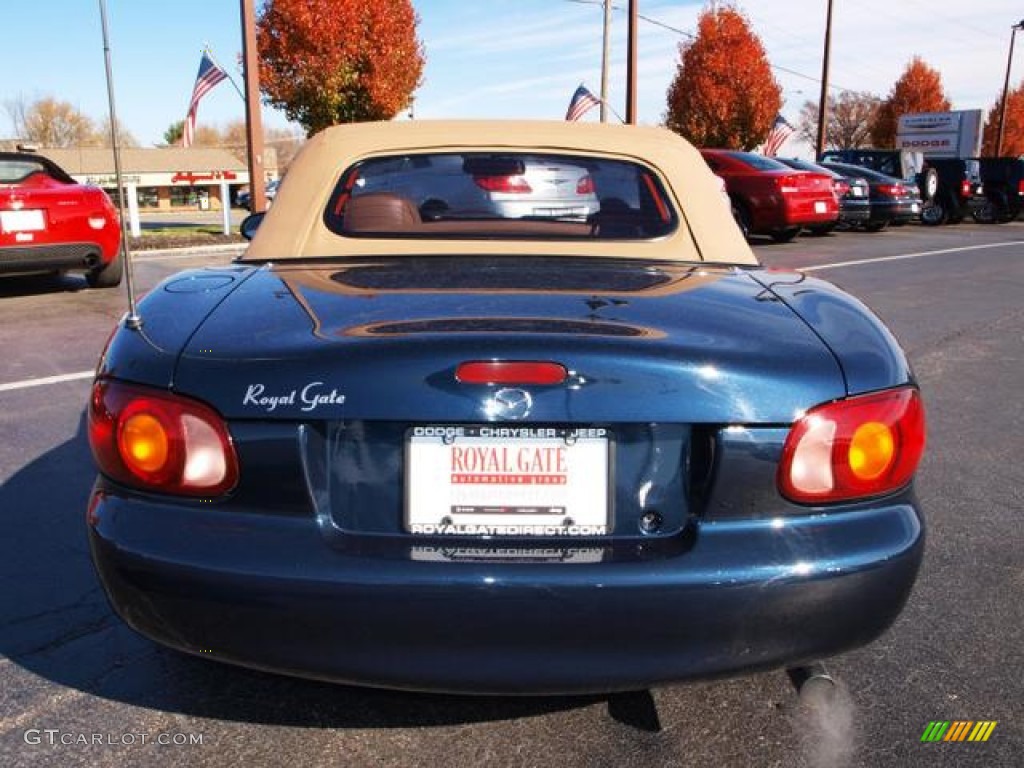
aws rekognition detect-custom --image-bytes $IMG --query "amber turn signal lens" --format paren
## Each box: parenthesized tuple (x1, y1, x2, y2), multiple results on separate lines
(778, 387, 926, 504)
(89, 379, 239, 496)
(119, 412, 170, 474)
(848, 421, 895, 481)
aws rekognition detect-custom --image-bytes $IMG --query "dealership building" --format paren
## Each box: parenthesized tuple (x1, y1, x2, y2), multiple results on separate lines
(27, 146, 277, 211)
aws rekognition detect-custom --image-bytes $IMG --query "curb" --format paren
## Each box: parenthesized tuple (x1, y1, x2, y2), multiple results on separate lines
(129, 243, 248, 260)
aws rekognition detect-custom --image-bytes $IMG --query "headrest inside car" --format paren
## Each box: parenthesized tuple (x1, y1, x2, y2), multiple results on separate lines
(343, 193, 422, 233)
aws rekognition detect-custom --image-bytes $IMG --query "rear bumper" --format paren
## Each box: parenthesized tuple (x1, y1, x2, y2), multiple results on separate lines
(955, 195, 987, 216)
(89, 484, 924, 695)
(0, 241, 107, 274)
(779, 198, 838, 228)
(838, 199, 871, 225)
(870, 199, 921, 223)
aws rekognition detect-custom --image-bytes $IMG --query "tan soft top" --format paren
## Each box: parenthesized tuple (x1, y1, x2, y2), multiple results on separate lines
(243, 120, 757, 265)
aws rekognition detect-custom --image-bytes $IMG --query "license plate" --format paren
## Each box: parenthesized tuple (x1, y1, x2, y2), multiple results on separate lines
(814, 200, 827, 213)
(533, 206, 586, 218)
(0, 209, 45, 233)
(405, 426, 610, 536)
(851, 187, 864, 197)
(911, 202, 921, 213)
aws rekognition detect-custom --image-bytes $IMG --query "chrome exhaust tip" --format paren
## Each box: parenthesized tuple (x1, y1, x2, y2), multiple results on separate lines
(787, 662, 836, 703)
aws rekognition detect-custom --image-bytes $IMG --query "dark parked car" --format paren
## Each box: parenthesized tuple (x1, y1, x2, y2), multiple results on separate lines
(0, 151, 122, 287)
(818, 148, 938, 204)
(918, 158, 985, 225)
(87, 121, 925, 695)
(819, 162, 922, 231)
(973, 157, 1024, 223)
(700, 149, 839, 242)
(775, 157, 870, 233)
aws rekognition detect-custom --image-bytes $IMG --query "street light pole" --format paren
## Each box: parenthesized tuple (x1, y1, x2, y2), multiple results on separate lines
(600, 0, 611, 122)
(240, 0, 266, 212)
(995, 19, 1024, 157)
(815, 0, 834, 158)
(626, 0, 638, 124)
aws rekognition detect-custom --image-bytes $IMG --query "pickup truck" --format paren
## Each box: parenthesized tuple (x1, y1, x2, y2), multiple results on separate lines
(972, 157, 1024, 223)
(917, 158, 985, 225)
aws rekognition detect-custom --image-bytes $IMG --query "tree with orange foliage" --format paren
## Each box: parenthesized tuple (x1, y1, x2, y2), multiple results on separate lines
(980, 81, 1024, 156)
(257, 0, 425, 136)
(664, 4, 781, 150)
(870, 56, 951, 148)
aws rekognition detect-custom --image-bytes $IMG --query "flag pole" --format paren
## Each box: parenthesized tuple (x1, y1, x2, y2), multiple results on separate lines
(602, 99, 626, 124)
(600, 0, 611, 122)
(203, 44, 246, 101)
(98, 0, 141, 329)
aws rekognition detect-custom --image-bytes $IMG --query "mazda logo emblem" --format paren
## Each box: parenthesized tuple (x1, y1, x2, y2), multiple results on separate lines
(485, 388, 533, 421)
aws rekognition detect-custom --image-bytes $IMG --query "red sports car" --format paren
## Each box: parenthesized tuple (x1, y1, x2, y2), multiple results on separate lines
(0, 151, 122, 287)
(700, 149, 838, 242)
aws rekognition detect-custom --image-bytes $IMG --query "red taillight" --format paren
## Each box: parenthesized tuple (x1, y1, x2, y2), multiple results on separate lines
(778, 175, 801, 193)
(576, 174, 595, 195)
(456, 361, 567, 385)
(473, 175, 532, 194)
(834, 180, 850, 197)
(960, 179, 971, 198)
(88, 379, 239, 496)
(778, 387, 926, 504)
(1017, 179, 1024, 196)
(876, 183, 903, 197)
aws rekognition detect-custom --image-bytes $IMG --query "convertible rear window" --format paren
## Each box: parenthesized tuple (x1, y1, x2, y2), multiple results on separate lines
(323, 152, 677, 240)
(0, 159, 50, 183)
(0, 153, 75, 184)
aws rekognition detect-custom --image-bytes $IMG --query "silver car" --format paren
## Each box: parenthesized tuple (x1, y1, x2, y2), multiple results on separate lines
(353, 153, 600, 221)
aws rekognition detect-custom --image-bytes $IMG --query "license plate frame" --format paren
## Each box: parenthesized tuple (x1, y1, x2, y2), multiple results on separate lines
(404, 425, 612, 536)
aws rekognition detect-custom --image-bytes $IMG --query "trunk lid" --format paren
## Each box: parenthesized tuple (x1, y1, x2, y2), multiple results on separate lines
(173, 257, 844, 423)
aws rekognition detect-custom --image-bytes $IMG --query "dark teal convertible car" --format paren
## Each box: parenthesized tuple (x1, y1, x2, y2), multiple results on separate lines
(87, 121, 925, 694)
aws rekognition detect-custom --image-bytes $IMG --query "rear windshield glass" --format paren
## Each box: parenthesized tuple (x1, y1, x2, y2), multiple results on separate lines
(825, 163, 893, 182)
(323, 152, 677, 240)
(0, 159, 50, 183)
(727, 152, 791, 172)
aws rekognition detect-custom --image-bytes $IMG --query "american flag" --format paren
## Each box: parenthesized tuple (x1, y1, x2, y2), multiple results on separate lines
(763, 113, 795, 157)
(182, 52, 228, 148)
(565, 84, 601, 122)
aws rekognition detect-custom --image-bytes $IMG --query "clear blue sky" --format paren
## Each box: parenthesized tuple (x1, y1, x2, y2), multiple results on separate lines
(3, 0, 1022, 150)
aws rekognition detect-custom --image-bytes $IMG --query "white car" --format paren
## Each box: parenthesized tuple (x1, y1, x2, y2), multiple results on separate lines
(237, 179, 279, 210)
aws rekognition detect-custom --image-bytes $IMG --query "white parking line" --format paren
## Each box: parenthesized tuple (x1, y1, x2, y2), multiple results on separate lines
(0, 370, 94, 393)
(803, 240, 1024, 272)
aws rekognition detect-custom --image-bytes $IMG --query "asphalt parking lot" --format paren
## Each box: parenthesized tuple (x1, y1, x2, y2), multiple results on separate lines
(0, 222, 1021, 767)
